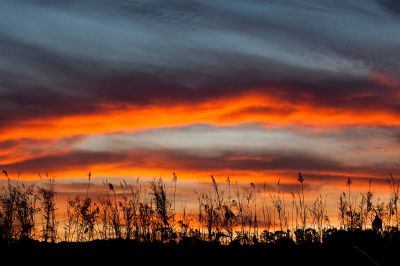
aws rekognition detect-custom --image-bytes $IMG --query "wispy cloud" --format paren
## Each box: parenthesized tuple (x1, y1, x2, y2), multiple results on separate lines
(0, 0, 399, 193)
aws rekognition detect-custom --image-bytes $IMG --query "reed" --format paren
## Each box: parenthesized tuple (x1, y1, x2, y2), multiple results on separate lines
(1, 169, 400, 246)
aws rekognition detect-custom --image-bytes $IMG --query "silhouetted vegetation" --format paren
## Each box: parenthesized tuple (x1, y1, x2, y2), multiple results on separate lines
(37, 173, 57, 242)
(2, 170, 400, 264)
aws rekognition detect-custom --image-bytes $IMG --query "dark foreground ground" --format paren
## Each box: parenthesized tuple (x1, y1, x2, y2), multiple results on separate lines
(2, 231, 399, 266)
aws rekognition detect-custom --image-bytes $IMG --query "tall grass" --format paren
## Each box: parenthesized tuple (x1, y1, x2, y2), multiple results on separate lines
(0, 171, 37, 241)
(38, 173, 57, 242)
(1, 170, 400, 245)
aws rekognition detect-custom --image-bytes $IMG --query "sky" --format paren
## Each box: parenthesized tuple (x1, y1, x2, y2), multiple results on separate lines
(1, 0, 400, 206)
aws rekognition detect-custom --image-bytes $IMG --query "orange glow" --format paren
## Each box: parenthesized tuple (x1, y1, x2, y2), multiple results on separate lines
(1, 88, 399, 200)
(2, 91, 400, 143)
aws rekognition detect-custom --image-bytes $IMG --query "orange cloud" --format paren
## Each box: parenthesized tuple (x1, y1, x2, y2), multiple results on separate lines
(1, 90, 400, 144)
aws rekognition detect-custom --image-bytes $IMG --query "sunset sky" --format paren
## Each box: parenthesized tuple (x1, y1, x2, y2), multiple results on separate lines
(1, 0, 400, 208)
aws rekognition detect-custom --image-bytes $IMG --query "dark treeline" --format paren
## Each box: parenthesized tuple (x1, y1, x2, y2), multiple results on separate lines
(1, 170, 400, 247)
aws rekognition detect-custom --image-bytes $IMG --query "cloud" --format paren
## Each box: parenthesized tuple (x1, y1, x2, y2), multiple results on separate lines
(0, 0, 399, 128)
(1, 123, 400, 181)
(0, 140, 17, 150)
(74, 124, 400, 167)
(1, 144, 397, 180)
(1, 0, 400, 223)
(377, 0, 400, 15)
(0, 0, 399, 195)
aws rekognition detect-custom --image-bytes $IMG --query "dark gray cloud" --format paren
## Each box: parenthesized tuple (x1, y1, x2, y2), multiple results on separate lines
(2, 146, 398, 177)
(377, 0, 400, 15)
(0, 140, 17, 150)
(0, 150, 126, 173)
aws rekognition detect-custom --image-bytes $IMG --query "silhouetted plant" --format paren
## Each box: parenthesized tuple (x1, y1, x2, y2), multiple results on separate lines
(67, 196, 99, 241)
(150, 178, 175, 242)
(358, 178, 374, 230)
(198, 191, 217, 241)
(98, 192, 112, 240)
(234, 182, 258, 244)
(177, 205, 193, 239)
(63, 196, 74, 242)
(297, 172, 306, 230)
(66, 173, 99, 241)
(308, 194, 328, 242)
(387, 174, 399, 229)
(14, 183, 37, 240)
(375, 200, 386, 229)
(339, 177, 362, 231)
(271, 179, 288, 231)
(0, 170, 17, 240)
(37, 174, 57, 242)
(223, 176, 236, 242)
(6, 169, 400, 247)
(105, 181, 122, 239)
(260, 183, 272, 233)
(0, 171, 37, 241)
(120, 181, 136, 240)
